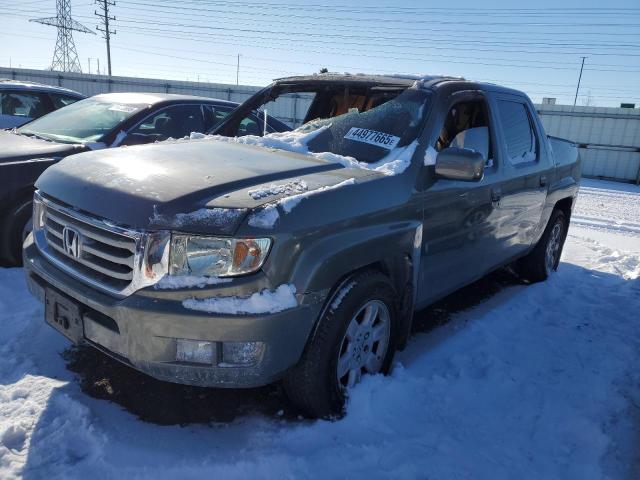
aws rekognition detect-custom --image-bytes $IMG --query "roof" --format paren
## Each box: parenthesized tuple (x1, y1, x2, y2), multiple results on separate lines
(271, 73, 532, 98)
(0, 79, 84, 97)
(91, 92, 239, 106)
(273, 73, 464, 88)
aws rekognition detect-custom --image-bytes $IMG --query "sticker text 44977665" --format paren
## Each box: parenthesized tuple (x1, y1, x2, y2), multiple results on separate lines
(344, 127, 401, 150)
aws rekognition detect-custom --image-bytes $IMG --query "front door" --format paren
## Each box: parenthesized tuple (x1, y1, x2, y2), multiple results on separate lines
(417, 92, 505, 306)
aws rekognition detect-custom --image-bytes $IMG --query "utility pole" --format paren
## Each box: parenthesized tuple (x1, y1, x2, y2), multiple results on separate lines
(236, 54, 240, 85)
(88, 57, 91, 74)
(573, 56, 587, 107)
(95, 0, 116, 76)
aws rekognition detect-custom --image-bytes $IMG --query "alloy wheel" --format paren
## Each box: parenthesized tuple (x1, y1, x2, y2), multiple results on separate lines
(336, 299, 391, 389)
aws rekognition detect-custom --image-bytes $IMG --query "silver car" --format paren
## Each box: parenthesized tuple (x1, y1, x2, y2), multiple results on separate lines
(0, 79, 84, 129)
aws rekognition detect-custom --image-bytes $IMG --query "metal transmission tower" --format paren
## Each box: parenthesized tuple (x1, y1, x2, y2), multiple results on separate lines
(30, 0, 95, 73)
(95, 0, 116, 76)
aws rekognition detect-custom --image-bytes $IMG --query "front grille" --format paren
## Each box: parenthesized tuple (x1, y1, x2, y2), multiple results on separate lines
(40, 200, 138, 292)
(33, 193, 171, 297)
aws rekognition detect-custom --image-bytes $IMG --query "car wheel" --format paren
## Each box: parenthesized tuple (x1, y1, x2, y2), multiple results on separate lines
(283, 270, 398, 418)
(517, 209, 568, 283)
(2, 199, 33, 267)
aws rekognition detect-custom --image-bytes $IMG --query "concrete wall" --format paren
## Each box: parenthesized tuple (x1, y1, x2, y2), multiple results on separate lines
(2, 67, 638, 182)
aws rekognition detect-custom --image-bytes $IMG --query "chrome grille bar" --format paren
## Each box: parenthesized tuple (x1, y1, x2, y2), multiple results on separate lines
(32, 191, 171, 298)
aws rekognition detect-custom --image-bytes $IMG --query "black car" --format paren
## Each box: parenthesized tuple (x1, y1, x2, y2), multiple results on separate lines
(0, 92, 289, 266)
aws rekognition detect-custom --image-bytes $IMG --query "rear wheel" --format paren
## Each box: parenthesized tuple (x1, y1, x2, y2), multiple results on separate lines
(517, 209, 567, 282)
(283, 270, 398, 418)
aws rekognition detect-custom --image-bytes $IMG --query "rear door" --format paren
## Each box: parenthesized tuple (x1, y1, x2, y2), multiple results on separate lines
(488, 93, 550, 259)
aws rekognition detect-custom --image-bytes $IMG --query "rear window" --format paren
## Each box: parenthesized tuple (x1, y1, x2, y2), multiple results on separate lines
(496, 100, 537, 164)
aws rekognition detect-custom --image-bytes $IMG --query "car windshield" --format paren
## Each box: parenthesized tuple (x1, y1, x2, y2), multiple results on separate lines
(17, 98, 146, 143)
(260, 86, 429, 164)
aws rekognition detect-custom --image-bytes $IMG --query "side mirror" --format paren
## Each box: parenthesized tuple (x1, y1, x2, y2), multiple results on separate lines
(435, 147, 484, 182)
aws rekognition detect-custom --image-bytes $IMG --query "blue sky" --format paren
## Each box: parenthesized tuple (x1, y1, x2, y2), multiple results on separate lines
(1, 0, 639, 106)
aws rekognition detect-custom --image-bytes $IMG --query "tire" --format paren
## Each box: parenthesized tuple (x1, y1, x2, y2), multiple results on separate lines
(1, 199, 33, 267)
(283, 270, 398, 418)
(517, 209, 568, 283)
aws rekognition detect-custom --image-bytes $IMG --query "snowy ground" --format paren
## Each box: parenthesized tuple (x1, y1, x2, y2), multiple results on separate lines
(0, 178, 639, 479)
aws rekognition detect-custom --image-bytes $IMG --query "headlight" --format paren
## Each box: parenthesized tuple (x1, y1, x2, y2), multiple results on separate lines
(32, 196, 45, 231)
(169, 235, 271, 277)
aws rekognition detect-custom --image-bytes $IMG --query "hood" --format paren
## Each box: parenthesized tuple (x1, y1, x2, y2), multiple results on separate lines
(0, 129, 85, 163)
(36, 139, 370, 233)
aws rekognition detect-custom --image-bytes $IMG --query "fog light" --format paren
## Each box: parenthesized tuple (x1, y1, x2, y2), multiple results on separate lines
(176, 339, 214, 364)
(221, 342, 264, 366)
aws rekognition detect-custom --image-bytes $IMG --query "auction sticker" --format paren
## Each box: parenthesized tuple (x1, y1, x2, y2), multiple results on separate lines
(344, 127, 400, 150)
(108, 104, 138, 113)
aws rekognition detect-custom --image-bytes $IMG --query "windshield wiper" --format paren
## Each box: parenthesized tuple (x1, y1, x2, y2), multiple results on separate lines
(18, 131, 55, 142)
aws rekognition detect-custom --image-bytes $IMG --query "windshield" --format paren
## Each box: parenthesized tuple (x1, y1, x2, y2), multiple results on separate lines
(17, 98, 146, 143)
(301, 88, 429, 164)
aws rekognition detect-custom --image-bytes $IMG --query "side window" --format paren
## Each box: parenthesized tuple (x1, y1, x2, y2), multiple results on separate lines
(203, 104, 234, 130)
(238, 113, 264, 137)
(0, 91, 47, 119)
(262, 92, 315, 129)
(50, 94, 81, 110)
(496, 100, 537, 164)
(436, 99, 493, 167)
(131, 104, 205, 140)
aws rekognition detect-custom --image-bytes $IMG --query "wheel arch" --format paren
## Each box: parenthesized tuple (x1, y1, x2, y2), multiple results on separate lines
(0, 187, 35, 264)
(292, 223, 420, 355)
(553, 196, 574, 221)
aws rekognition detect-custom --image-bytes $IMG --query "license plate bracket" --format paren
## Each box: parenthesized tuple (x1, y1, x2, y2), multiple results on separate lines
(45, 288, 84, 344)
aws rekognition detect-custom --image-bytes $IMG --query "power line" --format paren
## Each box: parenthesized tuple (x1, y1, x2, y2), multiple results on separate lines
(115, 0, 640, 26)
(115, 7, 640, 39)
(112, 24, 640, 59)
(110, 17, 640, 50)
(123, 0, 640, 17)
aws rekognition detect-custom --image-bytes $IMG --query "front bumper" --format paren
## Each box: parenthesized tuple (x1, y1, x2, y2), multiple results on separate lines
(23, 236, 324, 388)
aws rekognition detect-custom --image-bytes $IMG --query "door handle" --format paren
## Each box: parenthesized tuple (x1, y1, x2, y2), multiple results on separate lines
(491, 188, 502, 203)
(540, 175, 548, 187)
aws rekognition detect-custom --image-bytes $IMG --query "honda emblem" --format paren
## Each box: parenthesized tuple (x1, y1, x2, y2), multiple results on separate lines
(62, 226, 82, 258)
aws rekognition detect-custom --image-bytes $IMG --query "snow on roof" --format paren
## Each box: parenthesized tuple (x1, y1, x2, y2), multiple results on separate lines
(92, 92, 233, 105)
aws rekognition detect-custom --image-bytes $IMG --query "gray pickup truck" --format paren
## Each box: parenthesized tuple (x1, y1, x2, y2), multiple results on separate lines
(23, 74, 580, 418)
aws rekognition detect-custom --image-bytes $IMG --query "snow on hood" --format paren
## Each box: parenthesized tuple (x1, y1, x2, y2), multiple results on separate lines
(149, 206, 246, 232)
(247, 178, 356, 229)
(248, 179, 308, 200)
(186, 127, 418, 177)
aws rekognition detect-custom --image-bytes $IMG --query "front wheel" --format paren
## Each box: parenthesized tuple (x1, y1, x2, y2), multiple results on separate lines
(283, 271, 398, 418)
(517, 209, 568, 282)
(1, 199, 33, 267)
